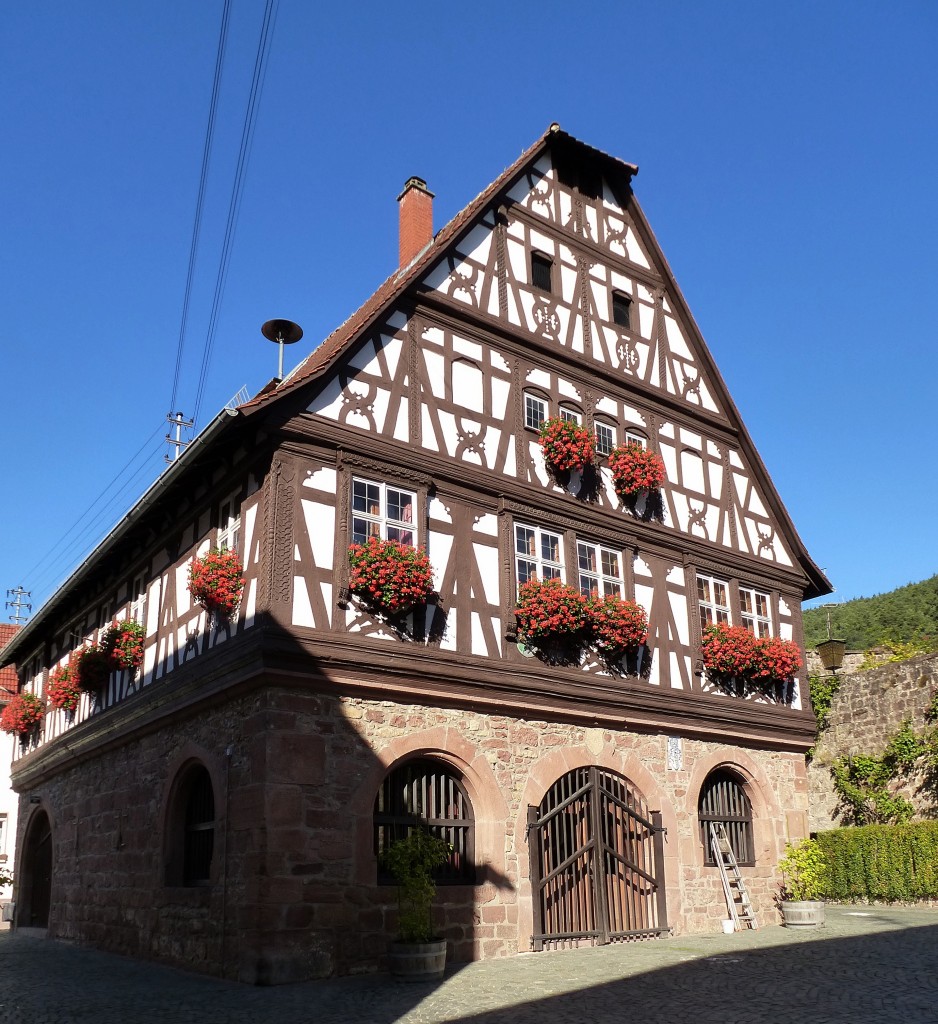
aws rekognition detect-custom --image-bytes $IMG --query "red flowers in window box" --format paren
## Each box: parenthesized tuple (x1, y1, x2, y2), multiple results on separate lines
(46, 665, 81, 713)
(1, 692, 45, 736)
(72, 644, 112, 693)
(701, 623, 803, 686)
(100, 620, 146, 672)
(608, 443, 666, 498)
(539, 418, 595, 472)
(514, 578, 590, 645)
(348, 537, 435, 615)
(587, 595, 649, 656)
(188, 549, 245, 618)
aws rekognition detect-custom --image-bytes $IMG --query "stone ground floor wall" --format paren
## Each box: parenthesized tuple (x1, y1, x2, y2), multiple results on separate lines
(14, 683, 810, 984)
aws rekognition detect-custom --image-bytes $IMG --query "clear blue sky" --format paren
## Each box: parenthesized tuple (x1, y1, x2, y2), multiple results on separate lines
(2, 1, 936, 620)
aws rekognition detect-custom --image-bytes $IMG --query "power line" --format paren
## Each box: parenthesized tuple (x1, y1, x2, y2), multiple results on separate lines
(168, 0, 233, 417)
(192, 0, 279, 427)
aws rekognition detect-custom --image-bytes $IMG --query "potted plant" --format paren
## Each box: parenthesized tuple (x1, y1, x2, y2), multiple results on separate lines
(99, 620, 146, 673)
(514, 577, 589, 662)
(72, 644, 112, 696)
(778, 838, 827, 927)
(187, 548, 245, 619)
(538, 417, 595, 473)
(383, 829, 451, 981)
(1, 692, 45, 747)
(347, 537, 435, 615)
(587, 594, 648, 659)
(607, 442, 666, 501)
(46, 664, 82, 718)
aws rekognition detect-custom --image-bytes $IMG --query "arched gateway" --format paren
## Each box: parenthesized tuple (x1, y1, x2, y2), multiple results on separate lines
(18, 810, 52, 928)
(527, 766, 668, 949)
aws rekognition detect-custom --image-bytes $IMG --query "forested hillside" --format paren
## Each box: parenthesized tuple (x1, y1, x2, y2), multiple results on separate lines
(803, 575, 938, 650)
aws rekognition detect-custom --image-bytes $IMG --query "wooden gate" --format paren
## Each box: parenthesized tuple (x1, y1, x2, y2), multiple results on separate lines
(527, 766, 668, 950)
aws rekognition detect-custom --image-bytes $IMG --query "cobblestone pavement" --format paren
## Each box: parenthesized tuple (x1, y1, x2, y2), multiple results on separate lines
(2, 905, 937, 1024)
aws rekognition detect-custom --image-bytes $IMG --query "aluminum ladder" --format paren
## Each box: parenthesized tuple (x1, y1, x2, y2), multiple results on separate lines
(709, 821, 758, 930)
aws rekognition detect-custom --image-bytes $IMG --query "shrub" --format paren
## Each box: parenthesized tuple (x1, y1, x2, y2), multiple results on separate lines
(778, 838, 828, 901)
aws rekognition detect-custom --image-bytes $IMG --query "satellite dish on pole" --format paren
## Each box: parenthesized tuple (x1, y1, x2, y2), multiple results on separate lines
(261, 318, 303, 379)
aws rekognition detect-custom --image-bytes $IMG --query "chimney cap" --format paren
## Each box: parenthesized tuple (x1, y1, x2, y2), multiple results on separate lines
(398, 176, 435, 201)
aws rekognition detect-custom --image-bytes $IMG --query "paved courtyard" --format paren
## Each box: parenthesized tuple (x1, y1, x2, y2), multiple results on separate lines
(1, 904, 936, 1023)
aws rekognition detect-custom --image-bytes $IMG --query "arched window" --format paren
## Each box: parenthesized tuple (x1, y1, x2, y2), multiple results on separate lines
(165, 763, 215, 886)
(698, 769, 754, 866)
(374, 758, 475, 884)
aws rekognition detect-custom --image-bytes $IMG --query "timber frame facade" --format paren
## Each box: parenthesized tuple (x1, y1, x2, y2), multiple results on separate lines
(2, 126, 830, 983)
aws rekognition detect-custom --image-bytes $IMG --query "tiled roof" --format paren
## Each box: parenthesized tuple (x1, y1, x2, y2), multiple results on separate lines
(0, 624, 20, 699)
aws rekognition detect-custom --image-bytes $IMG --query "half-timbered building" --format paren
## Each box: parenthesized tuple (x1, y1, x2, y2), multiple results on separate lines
(1, 125, 830, 983)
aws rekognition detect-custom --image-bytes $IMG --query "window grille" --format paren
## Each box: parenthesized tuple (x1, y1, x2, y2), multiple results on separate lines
(697, 574, 731, 632)
(183, 767, 215, 886)
(515, 524, 563, 585)
(524, 392, 548, 431)
(576, 541, 624, 599)
(351, 478, 416, 546)
(531, 251, 553, 292)
(612, 291, 632, 328)
(740, 587, 772, 637)
(595, 422, 616, 457)
(374, 759, 475, 884)
(698, 770, 754, 866)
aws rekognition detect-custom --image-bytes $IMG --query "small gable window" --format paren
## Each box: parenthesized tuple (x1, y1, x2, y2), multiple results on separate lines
(531, 251, 553, 293)
(558, 405, 582, 425)
(524, 392, 548, 432)
(740, 587, 772, 638)
(217, 493, 241, 553)
(612, 291, 632, 329)
(624, 429, 646, 448)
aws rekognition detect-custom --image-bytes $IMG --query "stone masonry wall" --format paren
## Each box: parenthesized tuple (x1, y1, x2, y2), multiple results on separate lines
(17, 683, 810, 983)
(807, 652, 938, 832)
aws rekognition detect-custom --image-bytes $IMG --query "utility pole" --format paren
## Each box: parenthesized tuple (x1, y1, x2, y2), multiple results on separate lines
(5, 586, 31, 625)
(165, 411, 193, 464)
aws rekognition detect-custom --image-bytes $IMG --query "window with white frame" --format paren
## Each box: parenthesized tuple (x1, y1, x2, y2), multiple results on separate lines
(524, 392, 548, 431)
(624, 429, 646, 448)
(129, 572, 147, 625)
(697, 574, 731, 632)
(559, 405, 582, 425)
(576, 541, 624, 599)
(739, 587, 772, 637)
(514, 523, 563, 585)
(217, 494, 241, 553)
(595, 421, 616, 457)
(352, 478, 416, 546)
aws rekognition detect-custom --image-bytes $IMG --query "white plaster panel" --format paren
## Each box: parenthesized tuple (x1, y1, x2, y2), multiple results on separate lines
(502, 445, 516, 478)
(489, 618, 502, 657)
(491, 377, 510, 420)
(244, 577, 256, 628)
(729, 450, 744, 470)
(423, 350, 446, 399)
(634, 556, 652, 578)
(557, 377, 581, 403)
(584, 204, 598, 239)
(662, 296, 673, 314)
(773, 538, 794, 567)
(302, 498, 335, 571)
(660, 443, 678, 482)
(371, 387, 390, 433)
(483, 427, 502, 470)
(470, 613, 488, 656)
(292, 577, 315, 627)
(517, 290, 537, 332)
(698, 381, 719, 413)
(637, 284, 653, 303)
(435, 410, 459, 457)
(638, 303, 654, 340)
(558, 191, 572, 226)
(453, 336, 483, 362)
(429, 497, 452, 524)
(596, 396, 618, 416)
(779, 597, 791, 616)
(175, 564, 192, 616)
(304, 466, 336, 492)
(506, 236, 528, 282)
(679, 428, 702, 449)
(438, 625, 458, 652)
(664, 317, 692, 358)
(429, 530, 453, 592)
(474, 513, 498, 537)
(422, 261, 452, 291)
(668, 589, 690, 645)
(422, 325, 444, 347)
(671, 491, 688, 533)
(421, 407, 439, 452)
(529, 228, 554, 253)
(626, 228, 650, 268)
(681, 449, 705, 491)
(780, 622, 793, 641)
(460, 224, 493, 264)
(666, 565, 685, 587)
(506, 288, 522, 328)
(346, 338, 381, 376)
(707, 461, 723, 499)
(393, 398, 409, 442)
(669, 652, 685, 689)
(526, 367, 552, 389)
(530, 442, 550, 486)
(452, 359, 484, 412)
(705, 504, 720, 540)
(747, 489, 768, 517)
(319, 583, 332, 625)
(473, 543, 500, 605)
(381, 333, 404, 378)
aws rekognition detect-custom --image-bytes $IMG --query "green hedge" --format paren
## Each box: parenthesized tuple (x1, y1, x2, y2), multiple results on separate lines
(816, 821, 938, 901)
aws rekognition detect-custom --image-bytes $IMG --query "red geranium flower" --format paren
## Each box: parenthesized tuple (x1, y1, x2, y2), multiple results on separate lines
(514, 578, 589, 645)
(538, 418, 595, 472)
(100, 620, 146, 672)
(607, 443, 666, 499)
(188, 549, 245, 618)
(587, 595, 649, 656)
(1, 692, 45, 736)
(46, 665, 81, 712)
(348, 537, 435, 614)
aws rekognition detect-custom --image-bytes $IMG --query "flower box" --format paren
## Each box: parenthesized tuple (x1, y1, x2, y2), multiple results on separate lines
(538, 418, 595, 472)
(607, 443, 666, 499)
(514, 578, 590, 647)
(701, 622, 803, 695)
(348, 537, 435, 615)
(188, 549, 245, 618)
(1, 692, 45, 736)
(73, 644, 112, 694)
(46, 665, 81, 713)
(100, 620, 146, 673)
(587, 595, 649, 657)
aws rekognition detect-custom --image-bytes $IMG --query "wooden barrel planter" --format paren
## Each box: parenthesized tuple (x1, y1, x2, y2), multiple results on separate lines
(388, 939, 447, 981)
(780, 900, 825, 927)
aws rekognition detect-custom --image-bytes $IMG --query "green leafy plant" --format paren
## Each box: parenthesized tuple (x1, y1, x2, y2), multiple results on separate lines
(778, 838, 828, 902)
(808, 673, 842, 732)
(382, 829, 451, 944)
(831, 721, 922, 826)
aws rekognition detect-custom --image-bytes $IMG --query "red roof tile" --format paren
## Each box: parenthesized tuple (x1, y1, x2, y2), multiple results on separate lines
(0, 624, 21, 699)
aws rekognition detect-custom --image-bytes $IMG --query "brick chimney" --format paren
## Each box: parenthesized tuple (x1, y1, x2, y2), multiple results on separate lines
(397, 176, 434, 268)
